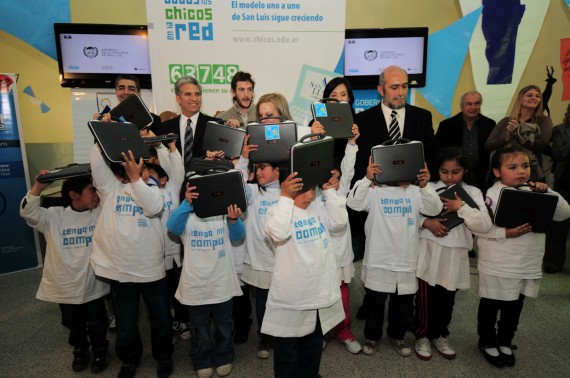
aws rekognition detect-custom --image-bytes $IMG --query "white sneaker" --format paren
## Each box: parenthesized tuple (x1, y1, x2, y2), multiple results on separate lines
(362, 339, 378, 355)
(433, 337, 456, 359)
(389, 337, 412, 357)
(197, 367, 213, 378)
(343, 339, 362, 354)
(216, 363, 232, 377)
(414, 337, 432, 361)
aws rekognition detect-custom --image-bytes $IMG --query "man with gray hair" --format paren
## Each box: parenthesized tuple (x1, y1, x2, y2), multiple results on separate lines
(436, 91, 496, 189)
(153, 76, 221, 172)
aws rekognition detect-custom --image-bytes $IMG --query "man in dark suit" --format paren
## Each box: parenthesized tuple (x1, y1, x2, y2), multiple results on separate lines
(152, 76, 221, 172)
(436, 91, 496, 189)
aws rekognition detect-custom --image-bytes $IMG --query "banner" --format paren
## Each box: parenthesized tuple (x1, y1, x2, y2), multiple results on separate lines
(146, 0, 346, 125)
(561, 38, 570, 101)
(0, 74, 41, 275)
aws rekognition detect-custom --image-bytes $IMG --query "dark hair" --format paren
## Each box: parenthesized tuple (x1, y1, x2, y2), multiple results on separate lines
(250, 162, 282, 192)
(110, 163, 128, 182)
(490, 145, 529, 171)
(435, 147, 474, 185)
(61, 176, 93, 207)
(115, 75, 141, 92)
(323, 77, 355, 108)
(145, 162, 168, 180)
(231, 71, 255, 92)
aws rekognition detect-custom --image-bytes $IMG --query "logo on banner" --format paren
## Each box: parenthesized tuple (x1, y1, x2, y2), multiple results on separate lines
(364, 50, 378, 61)
(83, 46, 98, 59)
(169, 63, 239, 86)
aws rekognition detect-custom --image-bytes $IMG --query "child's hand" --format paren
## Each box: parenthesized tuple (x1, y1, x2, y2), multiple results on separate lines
(506, 223, 532, 238)
(166, 133, 178, 152)
(322, 169, 340, 191)
(227, 204, 242, 223)
(241, 134, 258, 159)
(529, 181, 548, 193)
(348, 124, 360, 144)
(417, 163, 430, 188)
(121, 150, 144, 182)
(441, 192, 463, 213)
(205, 150, 225, 160)
(30, 169, 52, 196)
(93, 112, 111, 122)
(281, 172, 303, 199)
(311, 121, 325, 136)
(184, 182, 199, 204)
(423, 218, 449, 238)
(366, 156, 381, 181)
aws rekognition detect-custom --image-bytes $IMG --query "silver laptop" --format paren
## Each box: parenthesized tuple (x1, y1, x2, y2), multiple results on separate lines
(311, 101, 354, 139)
(246, 121, 298, 163)
(202, 121, 246, 159)
(371, 140, 424, 184)
(290, 135, 334, 191)
(88, 121, 150, 163)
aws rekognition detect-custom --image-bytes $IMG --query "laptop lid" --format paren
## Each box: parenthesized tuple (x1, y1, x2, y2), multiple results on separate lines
(37, 163, 92, 183)
(371, 140, 425, 184)
(494, 187, 559, 233)
(109, 93, 154, 130)
(311, 101, 354, 139)
(188, 170, 247, 218)
(88, 121, 150, 163)
(143, 134, 178, 144)
(290, 135, 334, 191)
(434, 184, 480, 230)
(202, 121, 246, 159)
(247, 122, 298, 163)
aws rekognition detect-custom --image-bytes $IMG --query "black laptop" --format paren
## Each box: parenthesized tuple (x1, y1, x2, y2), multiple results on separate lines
(494, 187, 559, 233)
(37, 163, 92, 183)
(246, 121, 298, 163)
(202, 121, 246, 159)
(143, 134, 178, 144)
(371, 139, 425, 184)
(88, 121, 150, 163)
(311, 101, 354, 139)
(290, 134, 334, 191)
(109, 93, 154, 130)
(435, 184, 480, 229)
(187, 170, 247, 218)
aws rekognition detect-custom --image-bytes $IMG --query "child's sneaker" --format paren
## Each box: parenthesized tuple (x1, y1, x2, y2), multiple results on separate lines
(196, 367, 213, 378)
(257, 341, 271, 359)
(91, 346, 109, 373)
(361, 339, 378, 355)
(216, 363, 232, 377)
(343, 338, 362, 354)
(414, 337, 432, 361)
(390, 337, 412, 357)
(72, 346, 90, 372)
(433, 336, 456, 359)
(178, 322, 191, 340)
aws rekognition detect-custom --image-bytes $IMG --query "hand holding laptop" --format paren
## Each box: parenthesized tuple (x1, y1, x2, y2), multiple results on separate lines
(366, 156, 381, 182)
(241, 134, 258, 159)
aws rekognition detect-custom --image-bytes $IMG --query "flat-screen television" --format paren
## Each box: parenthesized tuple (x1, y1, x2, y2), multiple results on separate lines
(344, 27, 428, 89)
(54, 23, 152, 89)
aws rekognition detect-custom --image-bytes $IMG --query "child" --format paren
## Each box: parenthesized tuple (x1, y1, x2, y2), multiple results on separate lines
(19, 173, 110, 373)
(414, 147, 492, 361)
(474, 146, 570, 368)
(234, 134, 283, 359)
(166, 179, 245, 378)
(89, 146, 174, 378)
(347, 158, 442, 357)
(261, 172, 346, 378)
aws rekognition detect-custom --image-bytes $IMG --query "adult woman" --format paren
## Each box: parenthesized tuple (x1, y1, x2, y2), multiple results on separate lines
(485, 85, 553, 182)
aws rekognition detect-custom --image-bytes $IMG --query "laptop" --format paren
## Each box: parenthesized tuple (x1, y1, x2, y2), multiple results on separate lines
(202, 121, 246, 159)
(37, 163, 92, 183)
(109, 93, 154, 130)
(187, 170, 247, 218)
(494, 187, 559, 233)
(290, 135, 334, 191)
(311, 101, 354, 139)
(371, 140, 425, 184)
(434, 184, 480, 229)
(246, 121, 298, 163)
(143, 134, 178, 144)
(88, 121, 150, 163)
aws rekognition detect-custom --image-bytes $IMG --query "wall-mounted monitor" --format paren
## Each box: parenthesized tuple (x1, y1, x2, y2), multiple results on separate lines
(344, 27, 428, 89)
(54, 23, 152, 89)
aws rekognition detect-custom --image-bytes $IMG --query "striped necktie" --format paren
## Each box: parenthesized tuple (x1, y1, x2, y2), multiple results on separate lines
(184, 118, 194, 172)
(388, 110, 401, 140)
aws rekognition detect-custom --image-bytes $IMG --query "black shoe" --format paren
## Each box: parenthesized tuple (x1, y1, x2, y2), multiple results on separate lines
(91, 347, 109, 373)
(72, 347, 90, 372)
(157, 360, 173, 378)
(118, 363, 138, 378)
(499, 346, 516, 367)
(478, 344, 504, 368)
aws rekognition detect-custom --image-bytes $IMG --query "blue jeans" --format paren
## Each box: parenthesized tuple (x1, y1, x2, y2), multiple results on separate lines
(188, 299, 234, 370)
(111, 277, 173, 364)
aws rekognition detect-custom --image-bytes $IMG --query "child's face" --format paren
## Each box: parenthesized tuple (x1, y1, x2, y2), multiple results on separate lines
(439, 159, 465, 186)
(493, 152, 530, 187)
(73, 183, 100, 211)
(255, 163, 279, 186)
(147, 168, 167, 188)
(141, 167, 150, 183)
(293, 187, 315, 209)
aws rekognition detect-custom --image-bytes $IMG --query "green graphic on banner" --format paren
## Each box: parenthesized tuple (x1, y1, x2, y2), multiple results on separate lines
(169, 63, 240, 84)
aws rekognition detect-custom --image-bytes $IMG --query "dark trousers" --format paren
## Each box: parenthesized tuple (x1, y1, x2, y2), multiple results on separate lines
(477, 294, 525, 347)
(254, 287, 270, 340)
(364, 288, 414, 341)
(545, 189, 570, 270)
(415, 279, 457, 340)
(59, 297, 108, 350)
(233, 284, 252, 335)
(111, 277, 173, 364)
(274, 313, 323, 378)
(166, 264, 189, 323)
(188, 299, 234, 370)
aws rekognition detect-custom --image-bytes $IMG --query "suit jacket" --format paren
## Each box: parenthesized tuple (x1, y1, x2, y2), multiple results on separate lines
(353, 103, 440, 184)
(436, 112, 496, 187)
(151, 112, 221, 158)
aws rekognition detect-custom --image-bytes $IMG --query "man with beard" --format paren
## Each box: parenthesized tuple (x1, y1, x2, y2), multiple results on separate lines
(216, 71, 257, 128)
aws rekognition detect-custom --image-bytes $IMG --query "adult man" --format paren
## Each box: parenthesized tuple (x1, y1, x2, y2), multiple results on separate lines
(216, 71, 257, 128)
(153, 76, 221, 172)
(436, 91, 496, 189)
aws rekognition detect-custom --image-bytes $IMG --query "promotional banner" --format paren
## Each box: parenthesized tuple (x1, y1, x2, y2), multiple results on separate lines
(0, 74, 41, 275)
(146, 0, 346, 126)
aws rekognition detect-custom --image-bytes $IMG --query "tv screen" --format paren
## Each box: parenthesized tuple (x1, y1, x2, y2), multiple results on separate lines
(344, 28, 428, 89)
(54, 23, 152, 89)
